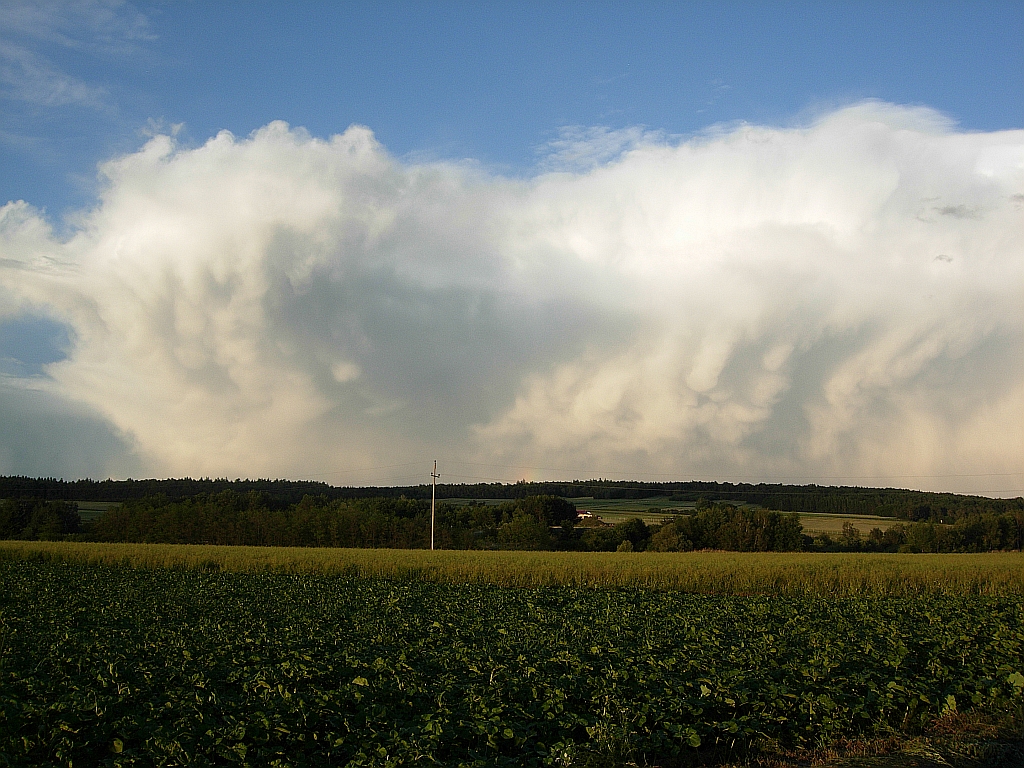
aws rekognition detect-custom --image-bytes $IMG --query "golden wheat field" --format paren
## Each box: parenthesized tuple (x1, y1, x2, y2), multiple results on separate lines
(2, 540, 1022, 596)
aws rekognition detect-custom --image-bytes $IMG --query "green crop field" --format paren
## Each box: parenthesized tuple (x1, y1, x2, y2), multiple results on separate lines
(1, 557, 1022, 767)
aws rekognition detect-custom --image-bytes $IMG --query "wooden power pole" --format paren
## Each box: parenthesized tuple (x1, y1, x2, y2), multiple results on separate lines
(430, 460, 440, 551)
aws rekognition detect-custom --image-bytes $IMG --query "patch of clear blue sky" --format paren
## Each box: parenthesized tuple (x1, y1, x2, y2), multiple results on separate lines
(1, 0, 1022, 221)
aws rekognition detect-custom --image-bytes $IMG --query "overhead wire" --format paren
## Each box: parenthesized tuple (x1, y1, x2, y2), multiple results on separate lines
(443, 459, 1024, 481)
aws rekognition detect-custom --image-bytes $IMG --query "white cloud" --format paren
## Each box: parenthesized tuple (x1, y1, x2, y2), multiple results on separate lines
(1, 102, 1022, 493)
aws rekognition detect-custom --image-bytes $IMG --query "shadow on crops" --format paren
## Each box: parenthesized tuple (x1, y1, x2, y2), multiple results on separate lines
(579, 706, 1024, 768)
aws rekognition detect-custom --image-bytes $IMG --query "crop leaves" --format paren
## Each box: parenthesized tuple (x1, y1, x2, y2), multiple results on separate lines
(0, 561, 1021, 767)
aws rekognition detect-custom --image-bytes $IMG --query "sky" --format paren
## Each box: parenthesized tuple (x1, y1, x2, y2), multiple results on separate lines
(0, 1, 1022, 494)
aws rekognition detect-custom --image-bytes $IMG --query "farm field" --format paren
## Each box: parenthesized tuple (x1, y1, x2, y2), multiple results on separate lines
(574, 499, 900, 536)
(4, 541, 1024, 595)
(72, 500, 120, 522)
(796, 512, 899, 536)
(445, 496, 901, 533)
(436, 496, 693, 524)
(1, 559, 1023, 767)
(444, 495, 901, 532)
(439, 497, 686, 525)
(572, 496, 690, 524)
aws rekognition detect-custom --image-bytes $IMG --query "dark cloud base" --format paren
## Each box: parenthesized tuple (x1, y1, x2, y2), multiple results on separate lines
(0, 382, 142, 479)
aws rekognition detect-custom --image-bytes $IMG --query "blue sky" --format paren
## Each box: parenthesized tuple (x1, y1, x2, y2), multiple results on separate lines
(1, 1, 1022, 492)
(4, 2, 1022, 217)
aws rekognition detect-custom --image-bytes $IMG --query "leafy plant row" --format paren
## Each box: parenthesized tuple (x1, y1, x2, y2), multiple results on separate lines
(1, 561, 1022, 766)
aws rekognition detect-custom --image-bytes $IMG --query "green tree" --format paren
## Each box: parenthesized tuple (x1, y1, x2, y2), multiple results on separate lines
(840, 521, 861, 550)
(497, 513, 552, 550)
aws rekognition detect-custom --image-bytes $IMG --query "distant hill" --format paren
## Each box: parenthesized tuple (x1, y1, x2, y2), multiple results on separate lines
(0, 475, 1020, 523)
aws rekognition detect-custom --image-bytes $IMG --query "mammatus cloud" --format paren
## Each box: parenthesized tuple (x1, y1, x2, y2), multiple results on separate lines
(1, 102, 1022, 493)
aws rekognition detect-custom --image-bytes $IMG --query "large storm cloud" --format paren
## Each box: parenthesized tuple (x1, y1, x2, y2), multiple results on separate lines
(1, 102, 1022, 492)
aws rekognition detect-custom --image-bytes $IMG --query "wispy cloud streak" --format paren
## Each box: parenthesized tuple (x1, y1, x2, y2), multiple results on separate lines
(0, 0, 150, 109)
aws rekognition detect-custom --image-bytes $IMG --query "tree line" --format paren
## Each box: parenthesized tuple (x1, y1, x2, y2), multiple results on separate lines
(3, 475, 1019, 523)
(808, 516, 1024, 553)
(0, 498, 82, 541)
(2, 493, 1021, 552)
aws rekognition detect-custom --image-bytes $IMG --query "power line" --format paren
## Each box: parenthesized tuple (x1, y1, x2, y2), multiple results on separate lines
(443, 459, 1024, 481)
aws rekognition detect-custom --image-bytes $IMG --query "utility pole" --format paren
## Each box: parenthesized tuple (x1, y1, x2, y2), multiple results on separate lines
(430, 460, 440, 551)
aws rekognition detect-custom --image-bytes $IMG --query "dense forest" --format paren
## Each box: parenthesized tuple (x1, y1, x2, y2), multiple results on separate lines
(0, 498, 82, 542)
(2, 493, 1021, 553)
(2, 475, 1019, 523)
